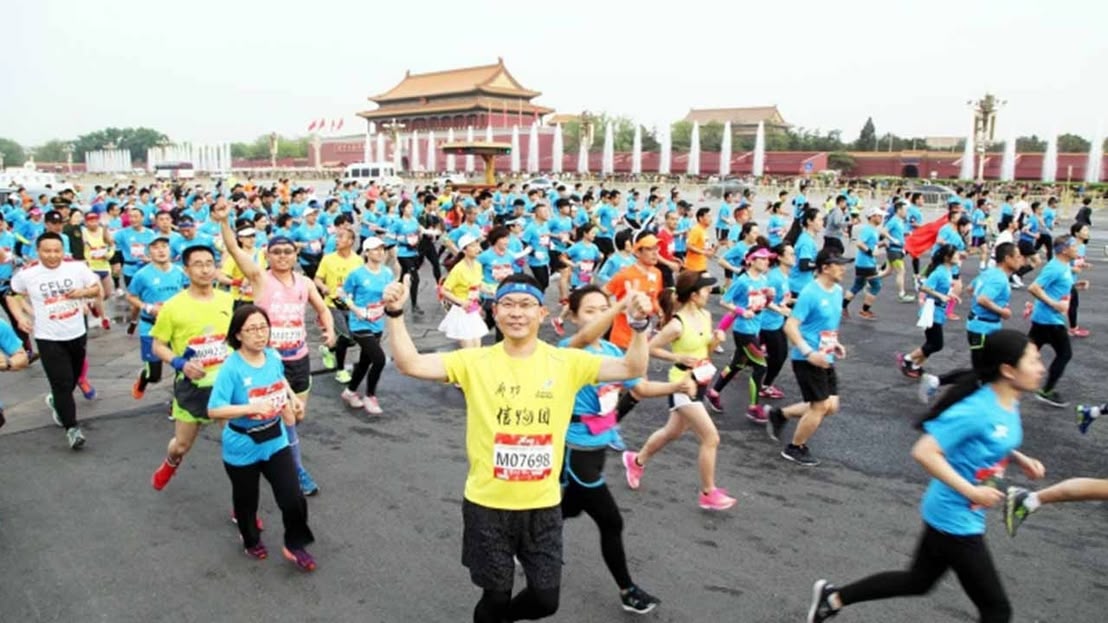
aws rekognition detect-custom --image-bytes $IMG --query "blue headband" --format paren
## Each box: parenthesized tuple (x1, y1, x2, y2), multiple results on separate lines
(495, 282, 544, 304)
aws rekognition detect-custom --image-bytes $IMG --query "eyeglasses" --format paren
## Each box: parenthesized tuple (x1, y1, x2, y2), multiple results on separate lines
(269, 248, 296, 255)
(240, 325, 270, 335)
(496, 298, 541, 311)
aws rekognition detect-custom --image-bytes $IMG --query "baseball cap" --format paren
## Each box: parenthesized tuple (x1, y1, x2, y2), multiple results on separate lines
(236, 226, 257, 237)
(304, 207, 318, 216)
(458, 233, 480, 249)
(267, 235, 296, 249)
(151, 235, 171, 245)
(864, 206, 884, 219)
(746, 247, 777, 261)
(815, 248, 854, 268)
(44, 210, 64, 224)
(633, 234, 659, 250)
(362, 237, 385, 251)
(676, 273, 717, 298)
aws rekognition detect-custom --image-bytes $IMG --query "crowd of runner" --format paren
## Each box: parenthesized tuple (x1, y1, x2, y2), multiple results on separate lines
(0, 176, 1104, 620)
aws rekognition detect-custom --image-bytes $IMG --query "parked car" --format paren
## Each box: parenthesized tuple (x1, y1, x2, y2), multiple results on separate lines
(524, 176, 554, 191)
(909, 184, 957, 209)
(703, 177, 752, 200)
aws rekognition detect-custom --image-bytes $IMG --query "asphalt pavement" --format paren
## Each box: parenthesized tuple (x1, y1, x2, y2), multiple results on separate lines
(2, 220, 1107, 622)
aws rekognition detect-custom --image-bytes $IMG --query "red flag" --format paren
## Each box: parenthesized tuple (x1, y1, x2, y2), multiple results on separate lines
(336, 118, 344, 131)
(319, 117, 326, 131)
(308, 120, 318, 132)
(330, 119, 337, 132)
(905, 215, 949, 258)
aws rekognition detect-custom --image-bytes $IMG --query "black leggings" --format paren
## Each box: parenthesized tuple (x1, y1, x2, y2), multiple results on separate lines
(473, 586, 560, 623)
(1068, 285, 1079, 328)
(761, 327, 788, 387)
(1036, 232, 1054, 260)
(398, 255, 422, 310)
(531, 265, 550, 293)
(347, 331, 385, 397)
(836, 524, 1010, 622)
(417, 238, 442, 282)
(561, 448, 633, 590)
(138, 360, 164, 392)
(1028, 322, 1072, 393)
(36, 335, 87, 429)
(713, 332, 766, 404)
(224, 445, 314, 550)
(921, 324, 944, 358)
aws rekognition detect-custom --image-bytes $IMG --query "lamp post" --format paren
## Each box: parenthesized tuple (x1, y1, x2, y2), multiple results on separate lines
(311, 134, 323, 170)
(0, 152, 5, 170)
(268, 132, 278, 169)
(968, 94, 1005, 182)
(64, 143, 74, 174)
(382, 119, 405, 170)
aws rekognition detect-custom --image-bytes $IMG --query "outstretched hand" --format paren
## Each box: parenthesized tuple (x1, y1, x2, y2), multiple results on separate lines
(384, 274, 410, 312)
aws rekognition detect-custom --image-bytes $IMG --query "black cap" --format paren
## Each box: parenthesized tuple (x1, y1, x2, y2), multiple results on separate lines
(44, 210, 65, 224)
(815, 248, 854, 268)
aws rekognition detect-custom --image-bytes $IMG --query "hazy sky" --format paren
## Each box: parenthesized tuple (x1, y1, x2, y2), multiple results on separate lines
(6, 0, 1107, 146)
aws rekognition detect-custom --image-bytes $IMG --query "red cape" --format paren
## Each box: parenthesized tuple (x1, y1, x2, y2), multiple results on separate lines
(905, 215, 949, 258)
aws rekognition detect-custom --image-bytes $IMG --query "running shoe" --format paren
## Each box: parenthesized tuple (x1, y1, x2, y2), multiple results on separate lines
(1077, 404, 1098, 435)
(1011, 274, 1024, 289)
(1004, 486, 1032, 537)
(335, 369, 352, 384)
(1069, 326, 1090, 338)
(46, 394, 62, 427)
(766, 406, 787, 441)
(78, 378, 96, 400)
(318, 344, 336, 370)
(945, 311, 960, 321)
(781, 444, 820, 466)
(759, 385, 785, 399)
(858, 309, 876, 320)
(151, 459, 179, 491)
(66, 427, 86, 450)
(745, 404, 768, 424)
(412, 306, 425, 316)
(244, 542, 268, 560)
(1022, 301, 1033, 319)
(100, 317, 111, 331)
(698, 487, 737, 511)
(917, 373, 940, 405)
(551, 317, 565, 337)
(231, 512, 265, 531)
(807, 579, 840, 622)
(340, 388, 364, 409)
(705, 388, 723, 413)
(282, 546, 317, 572)
(713, 344, 725, 354)
(895, 352, 918, 379)
(363, 396, 383, 415)
(840, 308, 850, 320)
(897, 293, 915, 303)
(127, 321, 137, 336)
(620, 585, 661, 614)
(131, 376, 145, 400)
(1034, 389, 1068, 409)
(607, 424, 627, 452)
(298, 467, 320, 497)
(622, 451, 644, 490)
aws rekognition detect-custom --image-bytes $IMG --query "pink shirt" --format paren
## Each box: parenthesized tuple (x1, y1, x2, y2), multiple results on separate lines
(253, 271, 310, 360)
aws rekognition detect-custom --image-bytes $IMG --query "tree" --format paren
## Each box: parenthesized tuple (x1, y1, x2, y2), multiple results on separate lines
(827, 151, 856, 173)
(697, 121, 725, 152)
(0, 138, 26, 167)
(670, 120, 693, 151)
(1057, 133, 1091, 153)
(72, 127, 169, 162)
(1016, 135, 1048, 152)
(34, 140, 73, 163)
(854, 117, 877, 151)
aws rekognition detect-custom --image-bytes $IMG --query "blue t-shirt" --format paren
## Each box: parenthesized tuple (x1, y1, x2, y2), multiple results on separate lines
(855, 224, 879, 269)
(721, 240, 749, 268)
(558, 338, 640, 451)
(521, 222, 551, 268)
(566, 242, 602, 288)
(477, 248, 518, 299)
(922, 265, 953, 326)
(172, 234, 218, 265)
(596, 252, 634, 286)
(970, 208, 987, 238)
(293, 223, 327, 261)
(885, 215, 906, 251)
(547, 215, 573, 253)
(714, 202, 732, 231)
(0, 318, 23, 355)
(448, 223, 483, 249)
(209, 349, 291, 467)
(114, 228, 156, 276)
(906, 205, 924, 232)
(789, 231, 818, 294)
(595, 204, 619, 238)
(390, 217, 421, 258)
(967, 267, 1011, 335)
(933, 223, 966, 254)
(789, 280, 843, 362)
(1042, 206, 1056, 231)
(921, 385, 1022, 536)
(343, 264, 395, 334)
(1029, 258, 1074, 326)
(674, 216, 692, 253)
(0, 231, 16, 281)
(723, 271, 770, 335)
(760, 269, 789, 332)
(128, 263, 190, 336)
(766, 214, 787, 247)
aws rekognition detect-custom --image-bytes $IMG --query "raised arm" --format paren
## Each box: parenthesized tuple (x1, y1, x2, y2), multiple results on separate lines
(212, 203, 264, 284)
(383, 276, 447, 381)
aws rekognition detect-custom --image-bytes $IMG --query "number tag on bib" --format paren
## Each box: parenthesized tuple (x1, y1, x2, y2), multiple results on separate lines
(365, 302, 384, 321)
(406, 234, 419, 246)
(247, 381, 287, 420)
(269, 321, 306, 352)
(44, 295, 81, 321)
(130, 243, 147, 261)
(747, 291, 767, 311)
(492, 433, 553, 481)
(309, 240, 322, 253)
(818, 330, 839, 354)
(491, 264, 514, 281)
(692, 360, 717, 385)
(188, 333, 228, 369)
(90, 247, 108, 260)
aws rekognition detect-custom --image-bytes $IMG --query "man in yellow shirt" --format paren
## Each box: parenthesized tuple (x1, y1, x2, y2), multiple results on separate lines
(314, 227, 364, 382)
(382, 272, 651, 623)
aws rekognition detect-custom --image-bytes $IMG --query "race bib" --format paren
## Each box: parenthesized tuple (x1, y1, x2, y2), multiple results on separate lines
(747, 291, 767, 311)
(269, 320, 305, 351)
(406, 234, 419, 246)
(187, 333, 229, 369)
(492, 433, 553, 481)
(598, 384, 620, 416)
(579, 260, 595, 274)
(247, 380, 287, 421)
(130, 242, 148, 261)
(89, 247, 108, 260)
(538, 235, 550, 248)
(44, 295, 81, 321)
(309, 240, 322, 253)
(818, 330, 840, 354)
(692, 360, 717, 385)
(365, 302, 384, 321)
(491, 263, 514, 281)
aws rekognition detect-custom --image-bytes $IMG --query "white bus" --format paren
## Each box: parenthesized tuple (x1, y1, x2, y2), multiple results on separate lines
(153, 161, 196, 181)
(342, 162, 402, 188)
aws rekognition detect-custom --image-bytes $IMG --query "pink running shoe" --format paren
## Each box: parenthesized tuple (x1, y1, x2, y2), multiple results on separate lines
(698, 487, 737, 511)
(622, 451, 644, 490)
(363, 396, 383, 415)
(282, 546, 317, 572)
(1070, 326, 1090, 338)
(705, 389, 723, 413)
(759, 385, 785, 399)
(746, 404, 768, 424)
(340, 389, 364, 409)
(244, 542, 268, 560)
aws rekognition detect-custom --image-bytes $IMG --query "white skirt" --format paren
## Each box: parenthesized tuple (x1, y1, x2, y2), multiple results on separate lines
(438, 304, 489, 341)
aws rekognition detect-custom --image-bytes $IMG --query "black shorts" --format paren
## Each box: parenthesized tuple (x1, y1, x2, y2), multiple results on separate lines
(1018, 240, 1037, 257)
(971, 236, 987, 248)
(461, 499, 563, 592)
(110, 250, 124, 265)
(791, 359, 838, 403)
(550, 250, 567, 272)
(283, 355, 311, 394)
(887, 249, 905, 261)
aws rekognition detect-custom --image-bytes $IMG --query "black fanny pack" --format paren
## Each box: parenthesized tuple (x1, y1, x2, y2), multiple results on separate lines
(228, 418, 283, 444)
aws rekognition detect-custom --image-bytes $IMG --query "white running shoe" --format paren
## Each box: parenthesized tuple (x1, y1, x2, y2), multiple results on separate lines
(340, 389, 364, 409)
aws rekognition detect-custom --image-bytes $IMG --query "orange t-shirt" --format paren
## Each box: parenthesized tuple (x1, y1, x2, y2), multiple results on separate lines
(605, 263, 663, 348)
(685, 224, 711, 273)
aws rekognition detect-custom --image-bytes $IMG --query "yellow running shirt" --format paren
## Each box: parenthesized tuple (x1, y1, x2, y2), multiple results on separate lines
(222, 250, 267, 302)
(442, 341, 602, 510)
(82, 226, 112, 272)
(150, 289, 234, 388)
(316, 251, 364, 307)
(442, 258, 483, 302)
(668, 309, 712, 383)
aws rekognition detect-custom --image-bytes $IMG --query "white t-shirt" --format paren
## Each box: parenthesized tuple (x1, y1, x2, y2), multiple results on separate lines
(995, 230, 1014, 247)
(11, 260, 99, 340)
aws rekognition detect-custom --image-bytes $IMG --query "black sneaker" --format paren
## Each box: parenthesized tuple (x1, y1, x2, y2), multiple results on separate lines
(620, 585, 660, 614)
(1034, 389, 1069, 408)
(807, 579, 839, 623)
(781, 444, 820, 466)
(766, 406, 787, 441)
(126, 322, 137, 336)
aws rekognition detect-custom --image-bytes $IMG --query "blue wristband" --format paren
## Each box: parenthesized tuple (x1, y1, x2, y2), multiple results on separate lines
(171, 357, 188, 372)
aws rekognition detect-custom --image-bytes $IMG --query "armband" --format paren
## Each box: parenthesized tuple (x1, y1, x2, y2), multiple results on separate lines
(798, 344, 815, 357)
(628, 317, 650, 333)
(384, 307, 405, 318)
(171, 357, 188, 372)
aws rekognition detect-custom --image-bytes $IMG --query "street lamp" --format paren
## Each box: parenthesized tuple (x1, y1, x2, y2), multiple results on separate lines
(268, 132, 278, 169)
(64, 143, 74, 174)
(968, 94, 1006, 182)
(382, 119, 405, 170)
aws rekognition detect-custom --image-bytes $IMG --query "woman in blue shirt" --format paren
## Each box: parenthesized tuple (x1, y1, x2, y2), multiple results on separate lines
(337, 237, 394, 415)
(389, 199, 425, 315)
(759, 243, 794, 400)
(898, 244, 958, 379)
(208, 304, 316, 571)
(787, 208, 823, 297)
(808, 329, 1046, 622)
